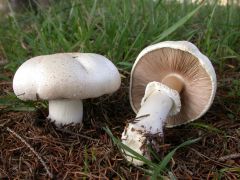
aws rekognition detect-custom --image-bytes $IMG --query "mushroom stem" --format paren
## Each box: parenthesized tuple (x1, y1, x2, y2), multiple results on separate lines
(135, 90, 173, 134)
(162, 74, 184, 93)
(48, 99, 83, 125)
(121, 89, 174, 165)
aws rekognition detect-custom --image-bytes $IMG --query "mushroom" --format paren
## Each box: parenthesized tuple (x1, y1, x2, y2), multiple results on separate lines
(13, 53, 121, 125)
(121, 41, 217, 165)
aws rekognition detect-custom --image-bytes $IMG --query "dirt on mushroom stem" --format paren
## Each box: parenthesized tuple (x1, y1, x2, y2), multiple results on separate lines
(141, 132, 166, 160)
(0, 70, 240, 179)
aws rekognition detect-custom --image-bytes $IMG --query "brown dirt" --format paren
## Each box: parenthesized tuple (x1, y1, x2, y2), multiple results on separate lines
(0, 69, 239, 179)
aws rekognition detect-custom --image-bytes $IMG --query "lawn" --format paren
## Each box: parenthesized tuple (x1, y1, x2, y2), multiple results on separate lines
(0, 0, 240, 179)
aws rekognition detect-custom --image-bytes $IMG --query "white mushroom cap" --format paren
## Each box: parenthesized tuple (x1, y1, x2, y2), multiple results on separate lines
(129, 41, 217, 127)
(13, 53, 121, 101)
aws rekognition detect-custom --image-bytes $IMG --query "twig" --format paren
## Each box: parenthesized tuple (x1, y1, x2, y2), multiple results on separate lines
(135, 114, 150, 120)
(190, 148, 233, 168)
(6, 127, 53, 179)
(128, 114, 150, 124)
(55, 127, 99, 142)
(219, 153, 240, 162)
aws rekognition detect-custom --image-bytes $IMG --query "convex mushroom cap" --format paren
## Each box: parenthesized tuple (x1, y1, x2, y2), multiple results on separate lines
(13, 53, 121, 125)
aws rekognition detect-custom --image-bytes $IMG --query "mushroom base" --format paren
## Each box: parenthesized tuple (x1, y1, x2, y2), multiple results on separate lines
(121, 85, 177, 166)
(121, 124, 165, 166)
(48, 99, 83, 125)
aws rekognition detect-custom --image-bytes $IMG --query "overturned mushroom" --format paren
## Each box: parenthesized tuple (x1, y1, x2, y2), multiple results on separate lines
(13, 53, 121, 125)
(121, 41, 217, 165)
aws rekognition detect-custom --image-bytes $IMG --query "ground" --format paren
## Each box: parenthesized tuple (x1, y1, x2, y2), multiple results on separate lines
(0, 0, 240, 179)
(0, 69, 239, 179)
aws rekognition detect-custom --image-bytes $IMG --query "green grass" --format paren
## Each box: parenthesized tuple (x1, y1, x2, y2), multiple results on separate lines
(1, 0, 239, 72)
(0, 0, 240, 178)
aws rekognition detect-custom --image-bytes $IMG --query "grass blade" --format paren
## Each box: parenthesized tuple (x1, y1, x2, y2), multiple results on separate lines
(123, 23, 148, 61)
(0, 94, 36, 111)
(190, 122, 224, 134)
(104, 127, 157, 168)
(152, 3, 203, 44)
(151, 138, 200, 179)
